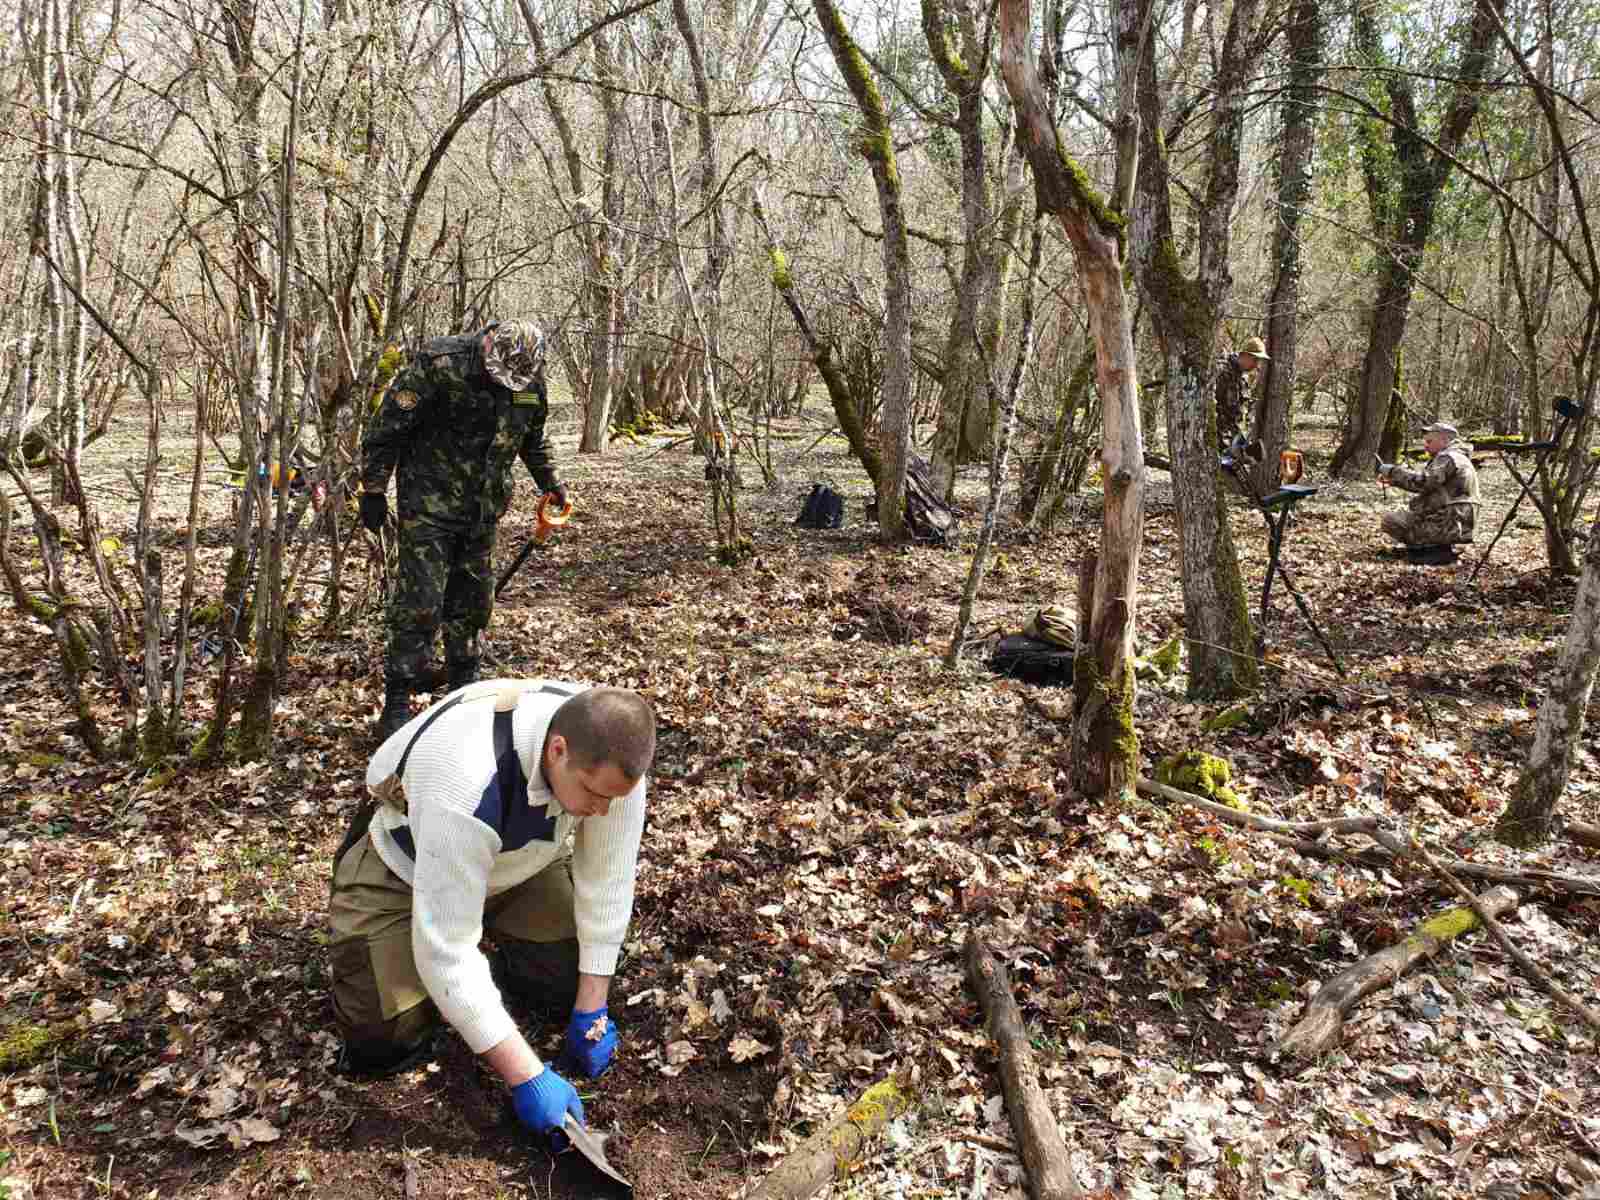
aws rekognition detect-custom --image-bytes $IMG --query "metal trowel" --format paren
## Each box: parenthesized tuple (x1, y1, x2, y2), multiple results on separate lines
(564, 1113, 630, 1188)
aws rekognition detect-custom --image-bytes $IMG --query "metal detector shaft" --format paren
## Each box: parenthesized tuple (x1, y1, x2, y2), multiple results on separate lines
(495, 536, 540, 598)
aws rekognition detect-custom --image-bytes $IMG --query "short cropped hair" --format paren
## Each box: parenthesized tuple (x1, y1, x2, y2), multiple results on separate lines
(550, 687, 657, 780)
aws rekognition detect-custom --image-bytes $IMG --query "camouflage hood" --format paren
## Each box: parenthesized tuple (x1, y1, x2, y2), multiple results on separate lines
(482, 320, 546, 391)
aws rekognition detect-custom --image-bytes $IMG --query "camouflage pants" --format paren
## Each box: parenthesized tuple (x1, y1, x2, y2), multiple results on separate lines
(329, 829, 580, 1073)
(386, 515, 497, 684)
(1381, 506, 1471, 547)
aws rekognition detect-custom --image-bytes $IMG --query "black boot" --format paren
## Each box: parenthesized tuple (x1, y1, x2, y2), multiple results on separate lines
(446, 658, 479, 693)
(375, 680, 413, 743)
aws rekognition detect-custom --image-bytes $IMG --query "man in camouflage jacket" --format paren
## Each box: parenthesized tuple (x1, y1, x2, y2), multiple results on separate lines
(361, 320, 565, 740)
(1216, 335, 1269, 459)
(1378, 422, 1481, 547)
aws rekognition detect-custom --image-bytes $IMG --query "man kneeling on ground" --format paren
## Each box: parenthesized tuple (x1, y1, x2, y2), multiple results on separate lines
(1377, 421, 1481, 549)
(329, 680, 655, 1147)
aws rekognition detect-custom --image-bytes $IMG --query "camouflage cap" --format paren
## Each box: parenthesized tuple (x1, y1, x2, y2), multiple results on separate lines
(483, 320, 546, 391)
(1422, 422, 1459, 438)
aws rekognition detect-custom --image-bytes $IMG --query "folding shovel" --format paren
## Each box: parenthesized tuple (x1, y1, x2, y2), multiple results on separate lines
(563, 1113, 630, 1188)
(495, 493, 574, 598)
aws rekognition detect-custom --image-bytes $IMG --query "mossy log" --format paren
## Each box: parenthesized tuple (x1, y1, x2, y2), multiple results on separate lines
(744, 1073, 916, 1200)
(964, 930, 1082, 1200)
(1274, 886, 1518, 1061)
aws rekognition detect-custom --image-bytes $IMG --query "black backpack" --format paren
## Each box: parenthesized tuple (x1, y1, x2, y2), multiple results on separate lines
(797, 483, 845, 530)
(990, 634, 1075, 686)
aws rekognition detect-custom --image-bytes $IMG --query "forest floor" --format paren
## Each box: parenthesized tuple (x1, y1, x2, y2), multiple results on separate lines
(1, 400, 1598, 1200)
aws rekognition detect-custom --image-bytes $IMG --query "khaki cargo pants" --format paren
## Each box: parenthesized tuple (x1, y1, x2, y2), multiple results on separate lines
(329, 818, 580, 1073)
(1381, 506, 1471, 548)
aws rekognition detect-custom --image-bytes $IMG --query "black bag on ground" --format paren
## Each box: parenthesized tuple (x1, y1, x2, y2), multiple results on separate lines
(796, 483, 844, 529)
(990, 634, 1075, 686)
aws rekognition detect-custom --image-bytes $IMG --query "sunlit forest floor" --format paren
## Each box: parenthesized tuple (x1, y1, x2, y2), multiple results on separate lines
(1, 398, 1596, 1199)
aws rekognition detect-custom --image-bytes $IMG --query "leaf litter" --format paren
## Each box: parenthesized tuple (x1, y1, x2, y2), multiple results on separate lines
(0, 421, 1596, 1198)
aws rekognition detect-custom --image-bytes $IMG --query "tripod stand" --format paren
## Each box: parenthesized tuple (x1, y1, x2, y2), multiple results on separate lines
(1469, 396, 1588, 585)
(1226, 461, 1346, 676)
(1257, 485, 1346, 676)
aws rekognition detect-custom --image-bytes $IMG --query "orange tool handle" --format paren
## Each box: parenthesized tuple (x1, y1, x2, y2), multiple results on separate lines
(535, 492, 574, 542)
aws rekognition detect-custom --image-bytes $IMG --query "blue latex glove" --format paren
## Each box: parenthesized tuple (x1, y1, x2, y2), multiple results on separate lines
(560, 1006, 618, 1079)
(511, 1067, 584, 1149)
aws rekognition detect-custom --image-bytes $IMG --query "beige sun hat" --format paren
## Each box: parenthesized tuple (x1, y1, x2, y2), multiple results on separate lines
(1240, 336, 1270, 361)
(482, 320, 546, 391)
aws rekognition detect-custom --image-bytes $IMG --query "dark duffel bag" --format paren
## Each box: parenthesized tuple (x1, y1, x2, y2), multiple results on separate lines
(796, 483, 844, 529)
(991, 634, 1075, 686)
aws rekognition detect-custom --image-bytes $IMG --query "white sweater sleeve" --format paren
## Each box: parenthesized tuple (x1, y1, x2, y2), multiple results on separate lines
(408, 785, 525, 1056)
(571, 777, 647, 976)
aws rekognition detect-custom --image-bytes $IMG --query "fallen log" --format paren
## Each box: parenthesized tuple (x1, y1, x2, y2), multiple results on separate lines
(743, 1073, 916, 1200)
(1274, 885, 1519, 1060)
(964, 929, 1082, 1200)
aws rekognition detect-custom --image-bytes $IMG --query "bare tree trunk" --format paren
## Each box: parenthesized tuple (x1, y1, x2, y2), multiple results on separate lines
(965, 157, 1027, 470)
(28, 0, 68, 502)
(948, 221, 1044, 666)
(1328, 0, 1505, 478)
(813, 0, 911, 540)
(922, 0, 1012, 499)
(1128, 0, 1264, 698)
(579, 26, 624, 454)
(1253, 0, 1321, 494)
(752, 192, 883, 487)
(132, 376, 169, 758)
(1498, 512, 1600, 846)
(237, 0, 311, 760)
(664, 0, 744, 561)
(999, 0, 1144, 800)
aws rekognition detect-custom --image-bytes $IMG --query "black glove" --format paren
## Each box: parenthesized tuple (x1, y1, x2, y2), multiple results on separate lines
(548, 484, 568, 512)
(359, 491, 388, 532)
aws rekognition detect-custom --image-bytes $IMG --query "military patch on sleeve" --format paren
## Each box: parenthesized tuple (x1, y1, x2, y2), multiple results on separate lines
(393, 389, 419, 411)
(512, 391, 540, 406)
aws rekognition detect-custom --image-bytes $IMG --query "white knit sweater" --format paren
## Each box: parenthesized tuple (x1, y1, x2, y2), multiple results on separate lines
(364, 679, 646, 1056)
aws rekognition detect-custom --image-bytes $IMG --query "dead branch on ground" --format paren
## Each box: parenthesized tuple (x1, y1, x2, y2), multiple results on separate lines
(1274, 886, 1519, 1060)
(1141, 776, 1600, 1043)
(1409, 842, 1600, 1036)
(743, 1072, 916, 1200)
(964, 929, 1083, 1200)
(1136, 776, 1600, 898)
